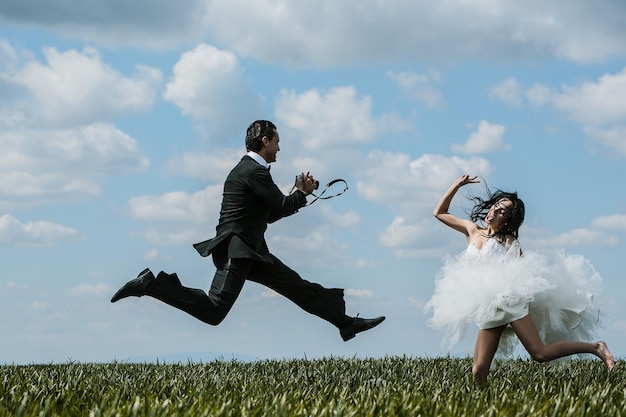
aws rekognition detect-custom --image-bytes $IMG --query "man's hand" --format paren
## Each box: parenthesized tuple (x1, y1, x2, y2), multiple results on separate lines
(296, 172, 317, 195)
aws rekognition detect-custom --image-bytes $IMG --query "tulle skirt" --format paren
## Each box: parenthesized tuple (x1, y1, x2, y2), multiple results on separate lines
(425, 247, 604, 355)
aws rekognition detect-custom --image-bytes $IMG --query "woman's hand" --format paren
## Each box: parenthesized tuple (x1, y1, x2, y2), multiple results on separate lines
(454, 174, 479, 188)
(433, 174, 480, 237)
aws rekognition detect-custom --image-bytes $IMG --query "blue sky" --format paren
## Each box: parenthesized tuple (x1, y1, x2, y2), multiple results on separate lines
(1, 0, 625, 364)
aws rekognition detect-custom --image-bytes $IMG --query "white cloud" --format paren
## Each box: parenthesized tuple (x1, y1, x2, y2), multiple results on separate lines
(0, 172, 100, 208)
(0, 214, 78, 247)
(67, 283, 112, 297)
(0, 123, 149, 207)
(319, 205, 361, 228)
(355, 152, 492, 258)
(345, 289, 374, 298)
(0, 38, 18, 71)
(525, 227, 619, 249)
(143, 247, 171, 261)
(269, 228, 351, 269)
(386, 70, 445, 108)
(29, 301, 49, 312)
(526, 83, 552, 106)
(352, 258, 380, 269)
(129, 184, 222, 225)
(527, 67, 626, 125)
(204, 0, 626, 66)
(166, 149, 242, 182)
(275, 86, 380, 151)
(451, 120, 510, 154)
(591, 214, 626, 231)
(133, 228, 207, 246)
(0, 42, 152, 208)
(6, 281, 27, 290)
(13, 46, 161, 127)
(584, 125, 626, 156)
(378, 215, 451, 259)
(3, 2, 626, 66)
(490, 77, 522, 106)
(408, 296, 426, 310)
(279, 148, 374, 194)
(527, 67, 626, 156)
(128, 184, 223, 245)
(379, 216, 431, 248)
(261, 288, 280, 298)
(357, 152, 492, 208)
(86, 321, 111, 330)
(163, 43, 263, 139)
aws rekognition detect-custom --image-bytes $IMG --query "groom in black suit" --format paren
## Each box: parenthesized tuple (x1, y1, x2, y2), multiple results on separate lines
(112, 120, 385, 341)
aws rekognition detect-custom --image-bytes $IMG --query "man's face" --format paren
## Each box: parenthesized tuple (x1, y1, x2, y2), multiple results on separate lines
(262, 129, 280, 163)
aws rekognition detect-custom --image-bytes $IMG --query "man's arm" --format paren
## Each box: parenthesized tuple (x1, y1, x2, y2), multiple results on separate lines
(251, 167, 307, 223)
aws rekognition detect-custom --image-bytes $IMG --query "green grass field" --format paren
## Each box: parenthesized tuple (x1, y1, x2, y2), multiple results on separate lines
(0, 357, 622, 416)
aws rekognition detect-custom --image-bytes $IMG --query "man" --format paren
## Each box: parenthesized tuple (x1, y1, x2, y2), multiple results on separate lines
(111, 120, 385, 342)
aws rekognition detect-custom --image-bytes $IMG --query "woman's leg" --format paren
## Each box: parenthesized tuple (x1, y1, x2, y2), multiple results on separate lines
(473, 325, 507, 383)
(510, 315, 615, 369)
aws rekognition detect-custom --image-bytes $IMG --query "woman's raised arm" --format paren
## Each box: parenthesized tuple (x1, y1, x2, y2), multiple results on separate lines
(433, 174, 479, 236)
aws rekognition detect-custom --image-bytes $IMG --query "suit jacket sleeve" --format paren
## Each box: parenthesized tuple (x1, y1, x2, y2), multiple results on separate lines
(268, 189, 307, 223)
(250, 166, 306, 222)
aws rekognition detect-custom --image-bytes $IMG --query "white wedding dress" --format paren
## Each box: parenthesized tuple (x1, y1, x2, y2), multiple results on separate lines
(425, 238, 604, 355)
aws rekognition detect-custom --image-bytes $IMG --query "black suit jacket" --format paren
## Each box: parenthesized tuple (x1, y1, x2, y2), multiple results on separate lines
(193, 155, 307, 263)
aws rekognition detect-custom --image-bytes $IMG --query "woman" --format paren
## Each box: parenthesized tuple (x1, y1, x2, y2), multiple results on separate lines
(426, 174, 614, 383)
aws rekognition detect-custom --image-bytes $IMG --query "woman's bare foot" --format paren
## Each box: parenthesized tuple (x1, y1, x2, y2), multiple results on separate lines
(596, 341, 615, 371)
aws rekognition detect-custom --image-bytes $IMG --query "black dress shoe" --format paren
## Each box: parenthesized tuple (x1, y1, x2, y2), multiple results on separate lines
(110, 268, 155, 302)
(340, 316, 385, 341)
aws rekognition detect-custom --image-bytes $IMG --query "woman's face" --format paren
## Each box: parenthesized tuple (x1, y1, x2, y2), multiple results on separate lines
(486, 198, 513, 230)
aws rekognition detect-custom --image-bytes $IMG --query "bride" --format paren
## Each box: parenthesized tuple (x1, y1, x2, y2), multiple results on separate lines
(425, 174, 615, 383)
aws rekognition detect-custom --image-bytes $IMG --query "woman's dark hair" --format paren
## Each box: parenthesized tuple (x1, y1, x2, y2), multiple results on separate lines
(467, 186, 525, 239)
(245, 120, 276, 152)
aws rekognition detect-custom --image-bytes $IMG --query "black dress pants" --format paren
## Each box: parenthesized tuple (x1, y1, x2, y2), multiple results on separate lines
(147, 254, 350, 328)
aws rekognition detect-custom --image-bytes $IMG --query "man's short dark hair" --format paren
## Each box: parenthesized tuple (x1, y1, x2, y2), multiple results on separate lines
(246, 120, 277, 152)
